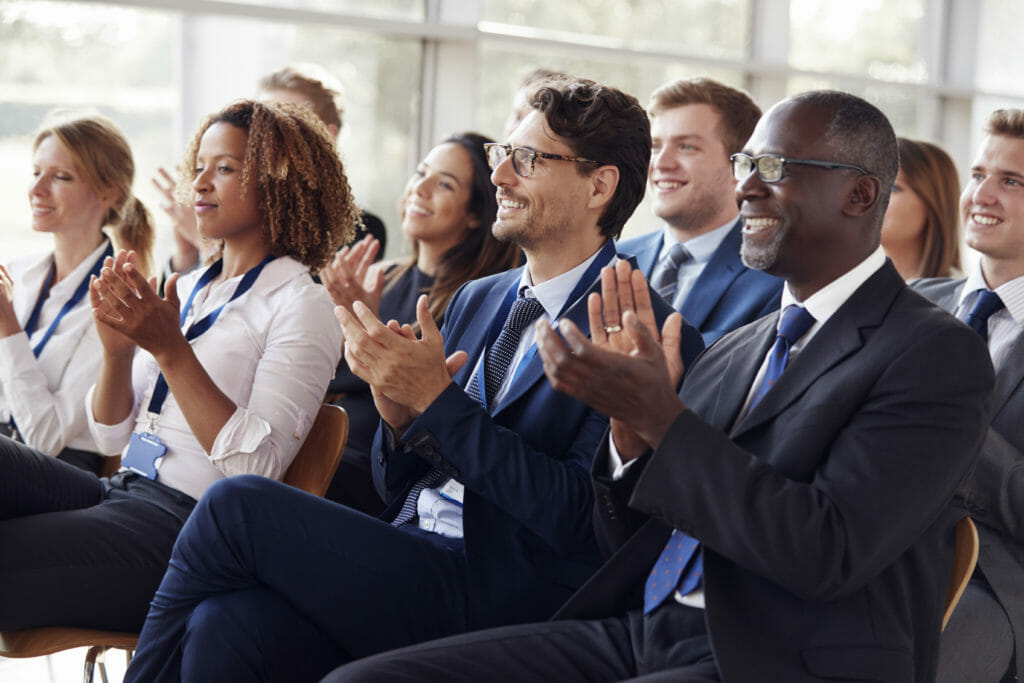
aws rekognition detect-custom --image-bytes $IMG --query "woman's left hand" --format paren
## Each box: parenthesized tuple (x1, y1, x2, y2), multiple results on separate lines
(90, 249, 187, 361)
(0, 264, 21, 338)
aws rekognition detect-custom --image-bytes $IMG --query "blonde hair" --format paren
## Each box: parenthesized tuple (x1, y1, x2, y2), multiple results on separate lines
(259, 64, 343, 132)
(34, 110, 154, 276)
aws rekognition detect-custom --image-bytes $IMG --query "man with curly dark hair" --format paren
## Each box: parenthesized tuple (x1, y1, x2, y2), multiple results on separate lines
(123, 78, 705, 683)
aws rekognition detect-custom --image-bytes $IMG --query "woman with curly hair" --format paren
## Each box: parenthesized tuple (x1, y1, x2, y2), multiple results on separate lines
(0, 110, 154, 474)
(0, 99, 355, 633)
(319, 131, 521, 513)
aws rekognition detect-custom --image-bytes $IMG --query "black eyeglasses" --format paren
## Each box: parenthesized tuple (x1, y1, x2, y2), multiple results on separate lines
(483, 143, 604, 178)
(731, 153, 870, 183)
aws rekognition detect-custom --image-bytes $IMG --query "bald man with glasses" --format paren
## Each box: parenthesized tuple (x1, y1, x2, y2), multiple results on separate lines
(122, 77, 704, 683)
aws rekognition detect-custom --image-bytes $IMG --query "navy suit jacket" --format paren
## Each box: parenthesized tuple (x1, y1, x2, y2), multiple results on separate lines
(558, 263, 995, 682)
(373, 248, 705, 631)
(914, 276, 1024, 678)
(617, 220, 782, 346)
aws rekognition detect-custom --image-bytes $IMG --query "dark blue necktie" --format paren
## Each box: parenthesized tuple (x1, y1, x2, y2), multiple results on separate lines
(467, 295, 546, 407)
(963, 290, 1004, 342)
(650, 242, 691, 304)
(393, 295, 546, 528)
(642, 305, 815, 614)
(748, 305, 817, 410)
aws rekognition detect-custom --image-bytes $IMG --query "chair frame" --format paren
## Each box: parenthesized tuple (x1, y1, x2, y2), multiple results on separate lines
(0, 404, 348, 682)
(942, 516, 979, 631)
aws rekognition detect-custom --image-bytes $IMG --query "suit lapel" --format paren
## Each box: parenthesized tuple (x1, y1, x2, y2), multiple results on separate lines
(631, 233, 663, 278)
(679, 220, 744, 328)
(734, 263, 903, 437)
(685, 313, 777, 432)
(452, 269, 523, 390)
(994, 331, 1024, 414)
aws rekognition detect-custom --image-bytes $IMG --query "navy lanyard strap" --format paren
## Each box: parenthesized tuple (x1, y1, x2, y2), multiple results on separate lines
(473, 240, 616, 405)
(25, 241, 114, 358)
(145, 254, 275, 416)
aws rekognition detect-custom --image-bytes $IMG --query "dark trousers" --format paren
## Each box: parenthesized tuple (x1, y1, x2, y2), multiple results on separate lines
(0, 436, 195, 631)
(323, 600, 718, 683)
(124, 475, 469, 683)
(938, 575, 1014, 683)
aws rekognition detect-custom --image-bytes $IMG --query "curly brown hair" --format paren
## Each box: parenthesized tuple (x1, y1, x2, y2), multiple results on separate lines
(177, 99, 357, 271)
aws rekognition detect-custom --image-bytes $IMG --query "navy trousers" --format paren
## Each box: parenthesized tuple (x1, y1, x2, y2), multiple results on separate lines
(124, 475, 468, 683)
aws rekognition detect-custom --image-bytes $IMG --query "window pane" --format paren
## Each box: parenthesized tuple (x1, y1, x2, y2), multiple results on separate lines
(785, 75, 924, 138)
(481, 0, 750, 59)
(976, 0, 1024, 96)
(0, 0, 175, 258)
(214, 0, 424, 21)
(789, 0, 928, 83)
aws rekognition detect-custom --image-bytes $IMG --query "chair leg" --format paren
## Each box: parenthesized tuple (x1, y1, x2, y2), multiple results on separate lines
(83, 645, 110, 683)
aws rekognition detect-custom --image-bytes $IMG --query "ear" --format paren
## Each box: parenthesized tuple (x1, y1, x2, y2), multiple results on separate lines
(842, 175, 882, 218)
(99, 185, 122, 211)
(465, 212, 481, 230)
(587, 165, 620, 212)
(326, 123, 339, 138)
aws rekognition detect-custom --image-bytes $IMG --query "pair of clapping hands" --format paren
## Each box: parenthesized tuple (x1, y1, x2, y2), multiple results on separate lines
(337, 259, 687, 458)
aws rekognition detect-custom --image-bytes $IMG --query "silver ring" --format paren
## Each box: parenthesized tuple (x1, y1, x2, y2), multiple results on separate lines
(604, 324, 622, 333)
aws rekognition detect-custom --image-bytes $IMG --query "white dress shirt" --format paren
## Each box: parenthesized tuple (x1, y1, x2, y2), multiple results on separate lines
(86, 256, 341, 501)
(956, 268, 1024, 369)
(417, 245, 610, 538)
(0, 240, 109, 456)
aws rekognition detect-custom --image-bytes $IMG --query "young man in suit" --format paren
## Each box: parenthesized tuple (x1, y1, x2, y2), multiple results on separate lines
(915, 108, 1024, 683)
(326, 91, 995, 683)
(122, 78, 705, 683)
(617, 77, 782, 346)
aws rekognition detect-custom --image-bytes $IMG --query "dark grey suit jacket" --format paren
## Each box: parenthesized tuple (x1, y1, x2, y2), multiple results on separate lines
(559, 263, 995, 682)
(914, 276, 1024, 678)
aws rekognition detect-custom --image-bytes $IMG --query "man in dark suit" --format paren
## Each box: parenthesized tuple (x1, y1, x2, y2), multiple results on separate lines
(618, 78, 782, 346)
(122, 78, 704, 683)
(915, 108, 1024, 683)
(325, 91, 995, 683)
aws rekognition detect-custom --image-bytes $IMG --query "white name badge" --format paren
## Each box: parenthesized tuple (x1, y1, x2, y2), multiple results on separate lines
(438, 479, 465, 506)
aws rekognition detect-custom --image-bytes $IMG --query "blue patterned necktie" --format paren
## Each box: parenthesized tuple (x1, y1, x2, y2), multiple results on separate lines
(748, 305, 817, 411)
(466, 294, 547, 407)
(393, 294, 546, 528)
(643, 305, 816, 614)
(650, 242, 691, 304)
(963, 290, 1004, 342)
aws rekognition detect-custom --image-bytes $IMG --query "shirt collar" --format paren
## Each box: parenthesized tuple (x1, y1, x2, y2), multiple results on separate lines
(659, 217, 736, 265)
(518, 244, 607, 319)
(779, 245, 887, 327)
(959, 266, 1024, 326)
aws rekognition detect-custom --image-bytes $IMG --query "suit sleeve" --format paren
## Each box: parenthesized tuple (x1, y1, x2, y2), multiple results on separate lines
(629, 322, 994, 602)
(962, 426, 1024, 543)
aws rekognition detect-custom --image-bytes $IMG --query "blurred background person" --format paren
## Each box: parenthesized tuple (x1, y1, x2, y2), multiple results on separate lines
(320, 131, 520, 513)
(502, 67, 570, 139)
(151, 63, 384, 284)
(0, 110, 153, 474)
(881, 137, 962, 279)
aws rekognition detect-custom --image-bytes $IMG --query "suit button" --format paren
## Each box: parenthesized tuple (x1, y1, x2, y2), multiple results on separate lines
(378, 455, 385, 465)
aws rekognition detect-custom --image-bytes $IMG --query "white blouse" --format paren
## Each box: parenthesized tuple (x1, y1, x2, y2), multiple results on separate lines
(0, 239, 109, 456)
(86, 255, 342, 500)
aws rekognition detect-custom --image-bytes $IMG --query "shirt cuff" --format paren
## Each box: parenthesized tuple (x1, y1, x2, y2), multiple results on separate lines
(608, 432, 639, 480)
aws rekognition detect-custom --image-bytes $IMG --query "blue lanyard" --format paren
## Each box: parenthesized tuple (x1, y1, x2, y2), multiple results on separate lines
(472, 240, 617, 406)
(145, 254, 275, 417)
(24, 242, 113, 358)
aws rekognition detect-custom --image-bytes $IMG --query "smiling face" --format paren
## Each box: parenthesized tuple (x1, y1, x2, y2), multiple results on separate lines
(736, 100, 871, 299)
(961, 134, 1024, 286)
(649, 103, 738, 237)
(401, 142, 479, 251)
(490, 110, 593, 254)
(29, 134, 111, 239)
(191, 122, 264, 244)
